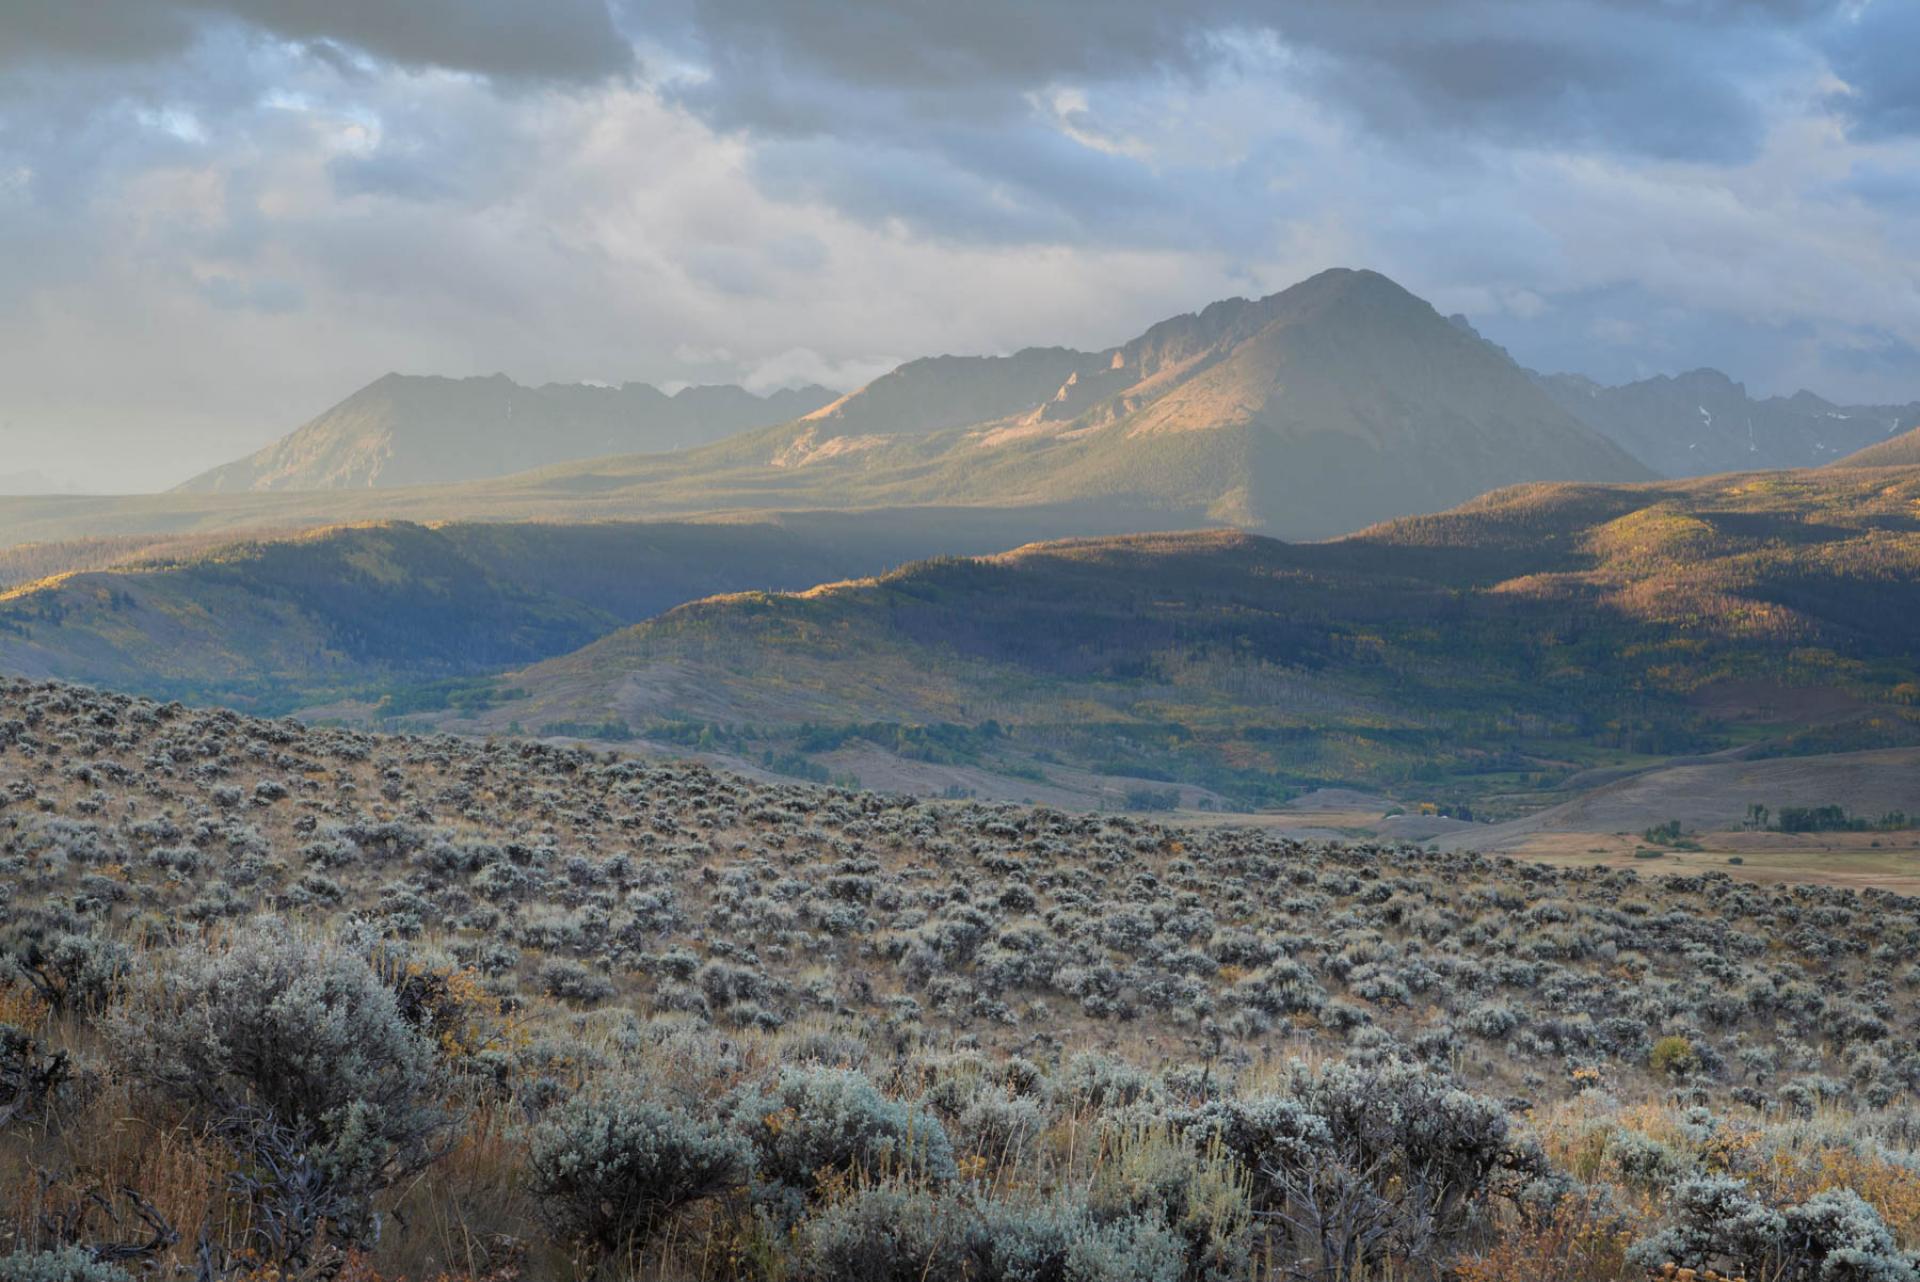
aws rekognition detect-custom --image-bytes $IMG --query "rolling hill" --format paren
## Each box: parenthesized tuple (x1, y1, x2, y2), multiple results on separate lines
(1, 268, 1649, 548)
(0, 508, 1114, 712)
(1535, 367, 1920, 476)
(1835, 423, 1920, 468)
(175, 373, 836, 492)
(477, 465, 1920, 808)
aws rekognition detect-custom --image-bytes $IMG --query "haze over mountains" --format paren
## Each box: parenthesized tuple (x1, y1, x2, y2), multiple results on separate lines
(153, 266, 1920, 557)
(175, 374, 836, 492)
(0, 268, 1666, 549)
(1535, 367, 1920, 476)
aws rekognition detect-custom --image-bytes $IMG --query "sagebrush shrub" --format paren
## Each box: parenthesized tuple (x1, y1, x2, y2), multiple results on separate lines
(537, 957, 616, 1005)
(109, 921, 452, 1201)
(732, 1067, 956, 1210)
(1, 931, 129, 1015)
(795, 1184, 1187, 1282)
(1238, 1060, 1529, 1273)
(528, 1076, 751, 1254)
(795, 1182, 968, 1282)
(0, 1248, 133, 1282)
(971, 1198, 1186, 1282)
(1629, 1174, 1787, 1275)
(1779, 1189, 1918, 1282)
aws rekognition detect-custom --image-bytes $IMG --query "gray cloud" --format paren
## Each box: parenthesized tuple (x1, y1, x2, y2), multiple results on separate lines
(0, 0, 1916, 492)
(0, 0, 632, 81)
(650, 0, 1831, 160)
(1821, 1, 1920, 139)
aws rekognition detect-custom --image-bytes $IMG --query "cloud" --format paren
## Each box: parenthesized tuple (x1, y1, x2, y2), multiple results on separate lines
(1821, 0, 1920, 139)
(0, 0, 1916, 492)
(653, 0, 1826, 162)
(0, 0, 633, 81)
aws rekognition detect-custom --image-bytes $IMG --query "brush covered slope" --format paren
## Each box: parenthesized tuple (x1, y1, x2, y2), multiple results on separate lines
(490, 466, 1920, 810)
(176, 373, 836, 493)
(6, 678, 1920, 1281)
(1536, 367, 1920, 477)
(0, 268, 1647, 548)
(0, 510, 1100, 714)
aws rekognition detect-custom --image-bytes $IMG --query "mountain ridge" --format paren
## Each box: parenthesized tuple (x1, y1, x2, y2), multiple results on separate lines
(175, 373, 839, 493)
(496, 267, 1651, 538)
(1533, 365, 1920, 476)
(6, 267, 1654, 546)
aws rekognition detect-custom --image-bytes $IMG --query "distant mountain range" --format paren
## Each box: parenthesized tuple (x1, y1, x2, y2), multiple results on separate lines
(175, 375, 837, 492)
(1532, 367, 1920, 476)
(765, 267, 1650, 536)
(437, 267, 1653, 540)
(135, 269, 1648, 544)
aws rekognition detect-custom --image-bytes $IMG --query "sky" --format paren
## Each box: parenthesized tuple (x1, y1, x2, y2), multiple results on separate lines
(0, 0, 1917, 492)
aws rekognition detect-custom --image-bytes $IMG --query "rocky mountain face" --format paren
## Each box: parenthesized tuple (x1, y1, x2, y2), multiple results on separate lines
(176, 374, 837, 492)
(733, 267, 1651, 536)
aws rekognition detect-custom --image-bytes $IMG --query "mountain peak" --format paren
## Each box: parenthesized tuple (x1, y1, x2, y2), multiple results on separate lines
(1270, 266, 1424, 310)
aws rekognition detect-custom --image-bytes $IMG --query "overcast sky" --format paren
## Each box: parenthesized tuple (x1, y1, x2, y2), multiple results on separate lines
(1, 0, 1917, 491)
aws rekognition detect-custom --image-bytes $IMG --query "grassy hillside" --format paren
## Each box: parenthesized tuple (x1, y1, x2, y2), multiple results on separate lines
(9, 678, 1920, 1281)
(1837, 425, 1920, 467)
(0, 509, 1138, 714)
(485, 466, 1920, 810)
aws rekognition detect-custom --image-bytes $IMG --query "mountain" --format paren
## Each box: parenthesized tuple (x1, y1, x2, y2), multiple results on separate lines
(1834, 423, 1920, 468)
(478, 463, 1920, 809)
(769, 268, 1650, 535)
(175, 373, 838, 492)
(0, 269, 1647, 548)
(1534, 367, 1920, 476)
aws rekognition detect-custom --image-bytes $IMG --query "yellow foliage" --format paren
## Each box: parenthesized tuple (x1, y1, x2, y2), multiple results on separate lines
(1452, 1197, 1636, 1282)
(1762, 1146, 1920, 1248)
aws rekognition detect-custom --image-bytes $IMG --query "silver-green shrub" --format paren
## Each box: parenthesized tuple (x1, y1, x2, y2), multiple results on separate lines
(731, 1067, 956, 1212)
(109, 921, 451, 1200)
(528, 1076, 751, 1255)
